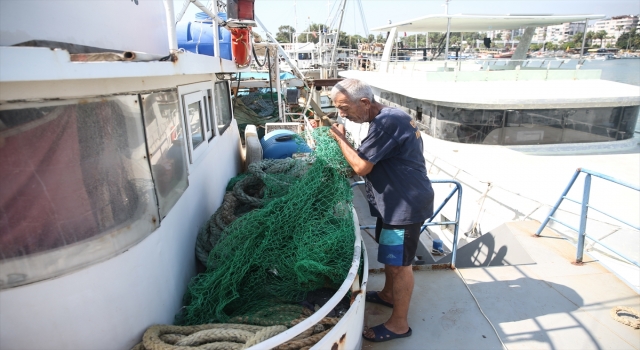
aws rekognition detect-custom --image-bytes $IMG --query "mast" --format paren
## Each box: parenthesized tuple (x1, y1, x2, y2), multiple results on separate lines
(294, 0, 298, 65)
(444, 0, 451, 67)
(329, 0, 347, 78)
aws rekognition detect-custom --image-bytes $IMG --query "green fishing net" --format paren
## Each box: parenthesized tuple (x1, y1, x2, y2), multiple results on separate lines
(180, 126, 355, 326)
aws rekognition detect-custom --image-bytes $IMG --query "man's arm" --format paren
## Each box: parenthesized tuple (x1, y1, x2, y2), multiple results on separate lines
(330, 123, 374, 176)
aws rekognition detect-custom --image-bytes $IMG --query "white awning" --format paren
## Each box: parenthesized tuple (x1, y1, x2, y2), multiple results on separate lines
(371, 14, 605, 32)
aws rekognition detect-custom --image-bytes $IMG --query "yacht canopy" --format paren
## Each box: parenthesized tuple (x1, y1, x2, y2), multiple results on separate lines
(371, 14, 605, 32)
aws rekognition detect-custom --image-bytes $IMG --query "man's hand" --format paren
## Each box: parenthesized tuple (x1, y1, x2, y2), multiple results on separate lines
(328, 122, 374, 176)
(330, 123, 346, 141)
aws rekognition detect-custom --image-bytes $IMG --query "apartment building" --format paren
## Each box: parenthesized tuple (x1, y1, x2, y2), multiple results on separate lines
(591, 15, 639, 46)
(534, 22, 586, 43)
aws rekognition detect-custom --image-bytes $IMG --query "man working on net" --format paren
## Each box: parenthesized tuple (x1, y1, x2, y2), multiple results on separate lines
(329, 78, 434, 343)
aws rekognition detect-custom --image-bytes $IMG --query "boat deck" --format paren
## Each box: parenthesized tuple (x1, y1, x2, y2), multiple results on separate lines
(353, 186, 640, 350)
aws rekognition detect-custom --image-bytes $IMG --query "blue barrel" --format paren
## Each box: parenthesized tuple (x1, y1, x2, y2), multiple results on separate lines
(176, 12, 232, 60)
(260, 130, 311, 159)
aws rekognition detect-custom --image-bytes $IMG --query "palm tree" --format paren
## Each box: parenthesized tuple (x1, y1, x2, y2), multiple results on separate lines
(586, 31, 595, 46)
(594, 30, 608, 47)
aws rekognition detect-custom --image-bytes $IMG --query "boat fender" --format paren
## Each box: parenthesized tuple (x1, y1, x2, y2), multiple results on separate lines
(231, 27, 252, 68)
(244, 124, 263, 171)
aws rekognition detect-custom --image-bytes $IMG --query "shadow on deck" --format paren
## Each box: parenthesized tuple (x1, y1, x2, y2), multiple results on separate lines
(354, 184, 640, 350)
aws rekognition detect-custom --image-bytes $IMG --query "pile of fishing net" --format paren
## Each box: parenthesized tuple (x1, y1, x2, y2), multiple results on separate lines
(179, 126, 355, 331)
(234, 92, 280, 139)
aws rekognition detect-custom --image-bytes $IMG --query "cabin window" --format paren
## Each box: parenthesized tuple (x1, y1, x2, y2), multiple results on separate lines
(419, 101, 637, 146)
(213, 81, 233, 135)
(0, 97, 158, 288)
(178, 82, 216, 164)
(435, 106, 505, 144)
(298, 53, 311, 60)
(141, 90, 189, 218)
(618, 106, 639, 140)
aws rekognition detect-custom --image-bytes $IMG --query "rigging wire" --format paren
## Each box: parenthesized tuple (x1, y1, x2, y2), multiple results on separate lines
(357, 0, 369, 39)
(324, 0, 340, 30)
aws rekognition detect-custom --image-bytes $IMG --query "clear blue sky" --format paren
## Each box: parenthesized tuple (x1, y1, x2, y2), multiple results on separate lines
(175, 0, 640, 36)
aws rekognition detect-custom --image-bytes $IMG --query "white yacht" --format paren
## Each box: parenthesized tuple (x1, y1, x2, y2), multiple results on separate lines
(340, 13, 640, 349)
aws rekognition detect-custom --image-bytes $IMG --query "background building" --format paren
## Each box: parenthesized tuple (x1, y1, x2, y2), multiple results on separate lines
(591, 15, 639, 47)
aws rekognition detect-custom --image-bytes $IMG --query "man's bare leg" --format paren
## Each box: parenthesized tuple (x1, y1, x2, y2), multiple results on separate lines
(376, 266, 395, 305)
(364, 265, 413, 338)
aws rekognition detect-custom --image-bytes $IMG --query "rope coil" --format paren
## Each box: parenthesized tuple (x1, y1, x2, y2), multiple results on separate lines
(132, 324, 286, 350)
(610, 306, 640, 329)
(132, 315, 342, 350)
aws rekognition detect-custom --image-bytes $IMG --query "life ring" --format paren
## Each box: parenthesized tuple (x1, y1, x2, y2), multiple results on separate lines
(230, 27, 252, 68)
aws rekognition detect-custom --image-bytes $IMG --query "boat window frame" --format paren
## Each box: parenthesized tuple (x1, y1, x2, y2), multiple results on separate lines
(0, 95, 159, 289)
(177, 81, 217, 165)
(213, 80, 234, 136)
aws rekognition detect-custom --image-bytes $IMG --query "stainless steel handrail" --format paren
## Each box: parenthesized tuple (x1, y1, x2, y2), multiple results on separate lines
(352, 179, 463, 268)
(536, 168, 640, 266)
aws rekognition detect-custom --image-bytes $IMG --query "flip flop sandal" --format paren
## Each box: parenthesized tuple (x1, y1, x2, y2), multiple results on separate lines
(362, 323, 412, 342)
(365, 291, 394, 308)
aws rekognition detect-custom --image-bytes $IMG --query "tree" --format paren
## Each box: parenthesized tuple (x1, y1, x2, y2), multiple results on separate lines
(571, 32, 584, 45)
(594, 30, 608, 47)
(428, 32, 445, 46)
(276, 25, 295, 43)
(544, 42, 557, 51)
(297, 23, 339, 44)
(586, 30, 595, 46)
(348, 34, 365, 49)
(616, 28, 640, 50)
(615, 25, 624, 40)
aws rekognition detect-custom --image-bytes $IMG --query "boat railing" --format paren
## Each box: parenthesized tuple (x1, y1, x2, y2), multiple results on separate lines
(375, 57, 602, 83)
(352, 179, 463, 269)
(536, 168, 640, 267)
(383, 57, 582, 73)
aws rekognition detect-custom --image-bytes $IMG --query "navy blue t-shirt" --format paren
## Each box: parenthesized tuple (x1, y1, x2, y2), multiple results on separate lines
(357, 107, 434, 225)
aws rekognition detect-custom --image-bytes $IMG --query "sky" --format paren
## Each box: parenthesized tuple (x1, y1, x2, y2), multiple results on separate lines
(175, 0, 640, 37)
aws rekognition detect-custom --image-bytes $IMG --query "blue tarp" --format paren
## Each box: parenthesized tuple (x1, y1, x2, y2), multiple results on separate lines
(238, 72, 297, 81)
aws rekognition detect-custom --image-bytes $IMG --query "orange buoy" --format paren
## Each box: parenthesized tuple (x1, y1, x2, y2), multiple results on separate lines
(230, 27, 252, 68)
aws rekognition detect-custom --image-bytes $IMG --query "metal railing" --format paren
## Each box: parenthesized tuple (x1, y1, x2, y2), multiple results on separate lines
(352, 179, 463, 268)
(536, 168, 640, 267)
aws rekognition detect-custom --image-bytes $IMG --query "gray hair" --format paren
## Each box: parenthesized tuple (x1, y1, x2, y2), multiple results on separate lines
(330, 78, 374, 103)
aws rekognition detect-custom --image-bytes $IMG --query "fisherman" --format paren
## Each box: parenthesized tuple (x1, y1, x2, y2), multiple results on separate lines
(329, 78, 434, 343)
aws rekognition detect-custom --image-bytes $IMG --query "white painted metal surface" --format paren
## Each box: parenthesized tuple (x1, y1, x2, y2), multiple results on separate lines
(1, 41, 367, 350)
(0, 0, 170, 54)
(371, 14, 605, 33)
(0, 121, 242, 349)
(340, 70, 640, 109)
